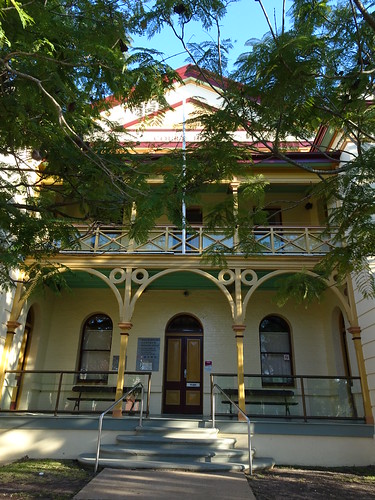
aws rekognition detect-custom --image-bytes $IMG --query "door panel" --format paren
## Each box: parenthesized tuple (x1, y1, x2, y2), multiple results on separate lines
(166, 339, 181, 381)
(163, 334, 203, 414)
(187, 339, 200, 381)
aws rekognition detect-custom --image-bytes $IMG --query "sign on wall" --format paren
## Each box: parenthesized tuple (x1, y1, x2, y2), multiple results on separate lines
(204, 360, 212, 373)
(136, 338, 160, 371)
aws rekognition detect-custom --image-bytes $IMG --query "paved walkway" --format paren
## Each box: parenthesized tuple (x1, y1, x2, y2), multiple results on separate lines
(74, 469, 256, 499)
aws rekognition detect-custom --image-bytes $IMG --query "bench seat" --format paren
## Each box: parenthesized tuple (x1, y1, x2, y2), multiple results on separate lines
(67, 385, 141, 412)
(221, 388, 297, 416)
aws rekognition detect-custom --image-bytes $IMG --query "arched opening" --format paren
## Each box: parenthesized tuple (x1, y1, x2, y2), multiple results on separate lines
(10, 308, 34, 410)
(163, 314, 203, 415)
(78, 314, 113, 383)
(259, 315, 294, 386)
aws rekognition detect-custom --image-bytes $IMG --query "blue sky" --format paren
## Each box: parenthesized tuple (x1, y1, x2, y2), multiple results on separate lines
(131, 0, 292, 70)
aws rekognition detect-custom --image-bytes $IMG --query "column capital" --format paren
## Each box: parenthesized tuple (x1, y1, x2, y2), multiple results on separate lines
(347, 326, 361, 338)
(118, 322, 132, 333)
(229, 181, 241, 192)
(232, 324, 246, 337)
(6, 321, 21, 334)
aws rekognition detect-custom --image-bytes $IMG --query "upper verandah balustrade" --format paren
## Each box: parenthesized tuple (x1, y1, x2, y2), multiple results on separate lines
(58, 225, 339, 256)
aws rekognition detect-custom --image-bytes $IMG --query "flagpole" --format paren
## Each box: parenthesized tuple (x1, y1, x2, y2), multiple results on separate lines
(182, 98, 186, 254)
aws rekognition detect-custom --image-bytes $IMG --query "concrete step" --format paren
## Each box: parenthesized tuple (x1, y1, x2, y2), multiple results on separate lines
(100, 444, 215, 461)
(77, 421, 275, 473)
(78, 455, 246, 472)
(100, 444, 252, 463)
(140, 419, 211, 429)
(135, 425, 219, 437)
(116, 434, 237, 449)
(78, 454, 274, 472)
(252, 457, 276, 470)
(209, 448, 252, 462)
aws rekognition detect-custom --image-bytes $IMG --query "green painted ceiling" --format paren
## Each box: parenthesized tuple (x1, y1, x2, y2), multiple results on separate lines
(60, 269, 286, 291)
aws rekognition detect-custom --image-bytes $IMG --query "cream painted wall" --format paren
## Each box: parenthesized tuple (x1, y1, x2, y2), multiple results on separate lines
(242, 290, 351, 377)
(1, 426, 374, 467)
(155, 189, 325, 227)
(241, 191, 324, 227)
(353, 263, 375, 419)
(20, 282, 355, 416)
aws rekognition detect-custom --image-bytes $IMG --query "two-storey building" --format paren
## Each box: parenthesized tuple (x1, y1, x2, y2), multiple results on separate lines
(0, 65, 374, 467)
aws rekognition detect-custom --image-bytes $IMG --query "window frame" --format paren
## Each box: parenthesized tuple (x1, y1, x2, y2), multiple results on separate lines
(78, 313, 113, 384)
(259, 315, 294, 387)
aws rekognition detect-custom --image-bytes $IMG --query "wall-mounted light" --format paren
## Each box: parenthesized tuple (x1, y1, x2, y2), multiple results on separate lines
(305, 202, 313, 210)
(183, 290, 189, 296)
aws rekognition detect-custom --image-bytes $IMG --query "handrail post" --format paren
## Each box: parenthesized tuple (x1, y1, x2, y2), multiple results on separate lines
(300, 377, 307, 422)
(94, 382, 143, 474)
(305, 227, 310, 253)
(247, 419, 252, 475)
(270, 227, 276, 254)
(165, 226, 169, 251)
(94, 413, 104, 474)
(54, 372, 64, 416)
(212, 383, 253, 475)
(139, 386, 144, 428)
(212, 391, 216, 429)
(93, 227, 100, 252)
(210, 373, 214, 421)
(147, 373, 151, 416)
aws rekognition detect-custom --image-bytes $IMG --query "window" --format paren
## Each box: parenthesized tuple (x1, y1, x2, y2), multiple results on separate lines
(186, 207, 203, 225)
(78, 314, 113, 383)
(265, 208, 282, 226)
(259, 315, 293, 385)
(167, 314, 203, 333)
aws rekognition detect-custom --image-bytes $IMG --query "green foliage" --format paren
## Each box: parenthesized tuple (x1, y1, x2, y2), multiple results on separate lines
(273, 271, 328, 308)
(2, 0, 375, 305)
(0, 0, 178, 288)
(132, 0, 375, 300)
(313, 148, 375, 295)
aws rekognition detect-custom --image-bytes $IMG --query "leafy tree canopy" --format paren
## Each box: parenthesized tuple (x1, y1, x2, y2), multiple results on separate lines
(133, 0, 375, 297)
(1, 0, 375, 301)
(0, 0, 181, 288)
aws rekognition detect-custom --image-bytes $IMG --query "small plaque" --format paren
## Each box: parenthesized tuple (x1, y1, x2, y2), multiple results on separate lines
(186, 382, 200, 388)
(136, 338, 160, 371)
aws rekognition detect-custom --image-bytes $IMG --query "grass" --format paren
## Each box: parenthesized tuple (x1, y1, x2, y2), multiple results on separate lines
(0, 458, 93, 499)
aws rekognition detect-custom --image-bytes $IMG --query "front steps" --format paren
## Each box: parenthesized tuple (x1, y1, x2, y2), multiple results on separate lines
(78, 419, 275, 472)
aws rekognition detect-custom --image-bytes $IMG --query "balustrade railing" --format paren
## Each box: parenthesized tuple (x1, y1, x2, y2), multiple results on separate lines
(59, 225, 339, 256)
(210, 373, 365, 421)
(0, 370, 152, 416)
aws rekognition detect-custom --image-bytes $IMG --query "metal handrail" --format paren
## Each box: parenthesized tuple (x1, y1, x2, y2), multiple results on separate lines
(212, 383, 253, 475)
(94, 382, 144, 474)
(2, 369, 151, 416)
(209, 373, 363, 422)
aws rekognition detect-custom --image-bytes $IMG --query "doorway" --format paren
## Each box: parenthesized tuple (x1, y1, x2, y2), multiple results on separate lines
(163, 314, 203, 415)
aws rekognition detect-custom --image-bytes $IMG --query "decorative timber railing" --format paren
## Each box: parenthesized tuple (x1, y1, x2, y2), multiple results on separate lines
(58, 225, 339, 256)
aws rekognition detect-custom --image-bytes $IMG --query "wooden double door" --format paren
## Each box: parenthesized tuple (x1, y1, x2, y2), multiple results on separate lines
(163, 332, 203, 415)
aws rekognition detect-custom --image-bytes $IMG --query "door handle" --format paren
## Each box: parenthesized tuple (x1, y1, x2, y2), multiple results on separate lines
(184, 369, 187, 379)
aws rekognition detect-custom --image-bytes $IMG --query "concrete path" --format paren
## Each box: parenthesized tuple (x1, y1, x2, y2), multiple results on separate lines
(74, 469, 256, 499)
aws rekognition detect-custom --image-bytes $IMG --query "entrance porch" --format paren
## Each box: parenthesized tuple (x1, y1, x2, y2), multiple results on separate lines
(0, 413, 373, 468)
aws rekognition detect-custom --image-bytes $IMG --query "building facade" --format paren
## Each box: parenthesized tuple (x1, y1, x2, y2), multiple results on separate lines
(0, 66, 374, 465)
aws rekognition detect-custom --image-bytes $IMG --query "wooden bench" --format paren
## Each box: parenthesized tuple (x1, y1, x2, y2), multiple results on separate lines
(221, 388, 297, 416)
(67, 385, 141, 412)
